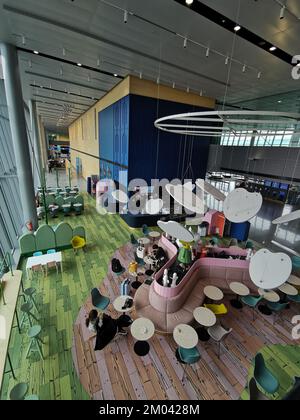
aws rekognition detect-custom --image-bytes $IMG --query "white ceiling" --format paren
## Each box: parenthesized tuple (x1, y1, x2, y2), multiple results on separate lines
(0, 0, 299, 132)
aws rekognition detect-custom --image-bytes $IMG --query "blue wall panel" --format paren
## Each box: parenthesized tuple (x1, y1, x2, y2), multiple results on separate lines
(128, 94, 211, 184)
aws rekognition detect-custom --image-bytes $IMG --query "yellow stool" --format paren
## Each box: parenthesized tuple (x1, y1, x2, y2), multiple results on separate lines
(71, 236, 86, 254)
(204, 303, 228, 316)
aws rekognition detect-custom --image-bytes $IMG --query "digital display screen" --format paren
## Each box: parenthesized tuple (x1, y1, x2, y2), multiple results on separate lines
(272, 182, 280, 189)
(280, 183, 289, 190)
(264, 180, 272, 187)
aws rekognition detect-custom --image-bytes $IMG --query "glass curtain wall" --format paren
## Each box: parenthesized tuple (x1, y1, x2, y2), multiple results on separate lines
(0, 79, 24, 259)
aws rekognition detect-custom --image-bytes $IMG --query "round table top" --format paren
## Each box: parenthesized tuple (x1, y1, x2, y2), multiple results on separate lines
(287, 275, 300, 287)
(278, 283, 298, 296)
(113, 295, 134, 313)
(62, 204, 71, 208)
(193, 307, 217, 327)
(258, 288, 280, 303)
(173, 324, 199, 349)
(230, 282, 250, 297)
(185, 217, 203, 226)
(139, 237, 151, 246)
(73, 203, 83, 207)
(144, 255, 155, 265)
(149, 231, 161, 239)
(204, 286, 224, 301)
(131, 318, 155, 341)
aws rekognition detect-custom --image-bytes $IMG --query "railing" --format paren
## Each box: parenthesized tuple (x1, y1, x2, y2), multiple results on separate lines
(0, 252, 14, 305)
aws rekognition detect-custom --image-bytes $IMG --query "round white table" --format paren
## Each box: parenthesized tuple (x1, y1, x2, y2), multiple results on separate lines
(185, 217, 203, 227)
(131, 318, 155, 356)
(113, 295, 134, 313)
(257, 288, 281, 315)
(230, 282, 250, 309)
(204, 286, 224, 301)
(193, 307, 216, 342)
(173, 324, 198, 349)
(148, 231, 161, 243)
(139, 237, 151, 249)
(278, 283, 298, 296)
(287, 275, 300, 287)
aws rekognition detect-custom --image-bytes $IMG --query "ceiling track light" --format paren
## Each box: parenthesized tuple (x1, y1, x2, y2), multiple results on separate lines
(124, 10, 128, 23)
(200, 90, 203, 96)
(234, 25, 241, 32)
(139, 72, 143, 79)
(280, 5, 285, 19)
(183, 37, 188, 49)
(22, 35, 26, 45)
(62, 47, 66, 56)
(242, 64, 246, 72)
(33, 50, 39, 55)
(60, 66, 63, 76)
(97, 58, 101, 67)
(88, 74, 91, 82)
(225, 56, 229, 65)
(206, 47, 210, 57)
(257, 71, 262, 79)
(186, 87, 190, 93)
(269, 46, 277, 51)
(28, 59, 32, 68)
(156, 76, 160, 85)
(172, 82, 176, 89)
(185, 0, 194, 5)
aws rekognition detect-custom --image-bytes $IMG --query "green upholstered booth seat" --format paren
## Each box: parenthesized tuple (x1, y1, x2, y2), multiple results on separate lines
(54, 196, 64, 209)
(19, 223, 87, 256)
(35, 225, 56, 252)
(54, 222, 73, 248)
(19, 233, 37, 256)
(73, 226, 86, 240)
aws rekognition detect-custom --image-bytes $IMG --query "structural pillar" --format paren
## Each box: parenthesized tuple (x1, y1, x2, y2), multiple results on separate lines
(29, 100, 45, 187)
(0, 43, 38, 230)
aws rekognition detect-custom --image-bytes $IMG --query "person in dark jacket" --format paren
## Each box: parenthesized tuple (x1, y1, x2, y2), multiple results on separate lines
(86, 310, 130, 351)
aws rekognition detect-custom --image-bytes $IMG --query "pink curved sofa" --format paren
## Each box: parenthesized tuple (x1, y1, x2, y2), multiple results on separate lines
(134, 257, 257, 333)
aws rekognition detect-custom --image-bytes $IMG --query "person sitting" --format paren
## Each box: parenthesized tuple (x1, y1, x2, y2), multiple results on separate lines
(85, 310, 130, 351)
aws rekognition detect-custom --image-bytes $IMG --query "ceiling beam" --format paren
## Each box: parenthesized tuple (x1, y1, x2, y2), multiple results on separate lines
(30, 84, 100, 100)
(33, 94, 91, 107)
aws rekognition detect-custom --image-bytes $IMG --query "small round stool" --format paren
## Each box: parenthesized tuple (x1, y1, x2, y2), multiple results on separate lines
(25, 394, 39, 400)
(134, 341, 150, 356)
(9, 383, 28, 400)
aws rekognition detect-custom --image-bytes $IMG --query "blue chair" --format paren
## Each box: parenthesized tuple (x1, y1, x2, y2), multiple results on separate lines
(292, 256, 300, 271)
(47, 249, 56, 254)
(253, 353, 279, 395)
(142, 224, 149, 236)
(177, 346, 201, 364)
(241, 295, 263, 320)
(91, 288, 110, 311)
(267, 302, 288, 324)
(33, 251, 43, 257)
(287, 294, 300, 303)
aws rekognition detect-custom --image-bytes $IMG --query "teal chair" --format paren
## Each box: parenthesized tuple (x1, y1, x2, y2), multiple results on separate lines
(142, 224, 149, 236)
(266, 302, 288, 324)
(287, 294, 300, 303)
(33, 251, 42, 257)
(177, 346, 201, 365)
(248, 377, 269, 400)
(241, 295, 263, 320)
(253, 353, 279, 395)
(91, 288, 110, 311)
(47, 249, 56, 254)
(9, 383, 28, 400)
(292, 256, 300, 271)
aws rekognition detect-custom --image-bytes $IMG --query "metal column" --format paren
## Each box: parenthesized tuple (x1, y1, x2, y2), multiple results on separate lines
(0, 43, 38, 230)
(29, 99, 45, 187)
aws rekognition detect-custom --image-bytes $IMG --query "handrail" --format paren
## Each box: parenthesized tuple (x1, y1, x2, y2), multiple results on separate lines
(0, 252, 14, 305)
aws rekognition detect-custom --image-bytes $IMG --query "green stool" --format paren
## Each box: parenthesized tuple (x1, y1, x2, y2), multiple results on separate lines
(9, 383, 28, 400)
(26, 325, 44, 360)
(25, 394, 39, 400)
(20, 302, 39, 329)
(24, 288, 38, 311)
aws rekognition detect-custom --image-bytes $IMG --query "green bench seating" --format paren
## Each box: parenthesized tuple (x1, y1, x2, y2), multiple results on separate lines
(19, 223, 86, 257)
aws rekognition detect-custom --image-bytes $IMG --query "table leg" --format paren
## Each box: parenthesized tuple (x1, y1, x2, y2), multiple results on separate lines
(196, 326, 210, 342)
(230, 295, 243, 309)
(7, 351, 16, 380)
(15, 310, 21, 334)
(60, 261, 63, 274)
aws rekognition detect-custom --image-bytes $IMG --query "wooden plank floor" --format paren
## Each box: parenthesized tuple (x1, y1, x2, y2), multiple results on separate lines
(1, 192, 299, 400)
(73, 241, 300, 401)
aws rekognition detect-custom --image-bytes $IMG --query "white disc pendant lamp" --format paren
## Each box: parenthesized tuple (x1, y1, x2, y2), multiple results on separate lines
(166, 183, 207, 215)
(272, 210, 300, 225)
(223, 188, 263, 223)
(196, 179, 226, 202)
(249, 248, 292, 289)
(157, 220, 194, 242)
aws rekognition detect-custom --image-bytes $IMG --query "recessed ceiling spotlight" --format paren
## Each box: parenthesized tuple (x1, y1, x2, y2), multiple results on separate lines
(33, 50, 39, 54)
(185, 0, 194, 5)
(278, 100, 282, 103)
(77, 63, 82, 66)
(269, 46, 277, 51)
(114, 73, 118, 77)
(234, 25, 241, 31)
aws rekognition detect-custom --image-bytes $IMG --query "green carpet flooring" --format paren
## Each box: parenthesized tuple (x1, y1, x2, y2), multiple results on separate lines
(0, 194, 140, 400)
